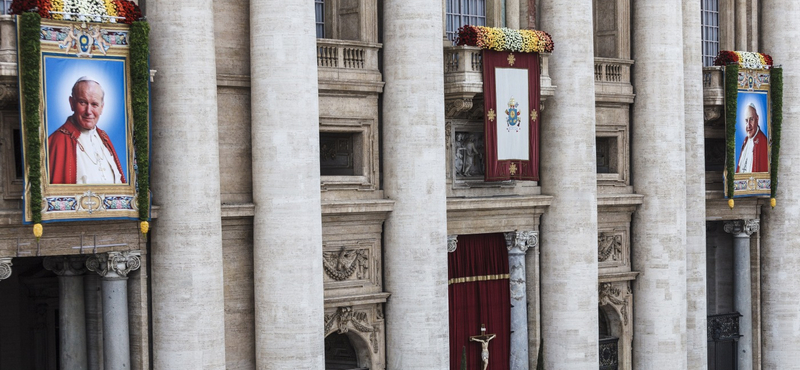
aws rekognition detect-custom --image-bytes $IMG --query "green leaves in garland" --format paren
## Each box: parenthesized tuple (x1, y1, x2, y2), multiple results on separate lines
(130, 21, 150, 221)
(724, 64, 739, 206)
(770, 67, 783, 205)
(19, 13, 42, 223)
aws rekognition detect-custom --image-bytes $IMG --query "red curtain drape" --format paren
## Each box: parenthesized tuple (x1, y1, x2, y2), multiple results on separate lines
(448, 233, 510, 370)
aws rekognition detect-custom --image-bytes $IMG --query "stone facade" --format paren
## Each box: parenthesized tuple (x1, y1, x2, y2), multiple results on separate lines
(0, 1, 799, 370)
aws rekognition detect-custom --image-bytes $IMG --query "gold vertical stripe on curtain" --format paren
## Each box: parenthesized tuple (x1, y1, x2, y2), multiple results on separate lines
(448, 274, 510, 285)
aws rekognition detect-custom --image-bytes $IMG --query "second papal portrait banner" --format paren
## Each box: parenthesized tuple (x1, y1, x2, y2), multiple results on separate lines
(17, 16, 150, 223)
(482, 50, 541, 182)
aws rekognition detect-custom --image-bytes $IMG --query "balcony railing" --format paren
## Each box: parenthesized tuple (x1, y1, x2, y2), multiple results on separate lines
(599, 336, 619, 370)
(316, 39, 383, 93)
(594, 58, 634, 104)
(703, 66, 725, 108)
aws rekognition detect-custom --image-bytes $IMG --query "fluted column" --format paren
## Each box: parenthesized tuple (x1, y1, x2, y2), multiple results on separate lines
(148, 1, 227, 369)
(249, 1, 324, 368)
(724, 220, 758, 370)
(538, 1, 599, 370)
(683, 0, 708, 368)
(0, 257, 11, 281)
(43, 256, 89, 370)
(383, 0, 449, 368)
(86, 251, 141, 370)
(631, 2, 688, 369)
(504, 231, 536, 370)
(761, 4, 800, 368)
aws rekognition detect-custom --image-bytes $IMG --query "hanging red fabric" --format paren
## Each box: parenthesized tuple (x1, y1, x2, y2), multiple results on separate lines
(448, 233, 511, 370)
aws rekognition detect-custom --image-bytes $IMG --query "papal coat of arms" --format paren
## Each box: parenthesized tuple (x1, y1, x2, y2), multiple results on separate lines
(505, 97, 521, 132)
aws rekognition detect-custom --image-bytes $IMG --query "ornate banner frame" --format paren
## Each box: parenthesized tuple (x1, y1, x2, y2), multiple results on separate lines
(482, 50, 540, 182)
(17, 15, 150, 225)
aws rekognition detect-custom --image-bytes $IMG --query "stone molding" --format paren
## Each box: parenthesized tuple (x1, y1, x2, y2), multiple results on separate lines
(0, 257, 11, 280)
(599, 282, 631, 327)
(323, 247, 369, 281)
(504, 230, 538, 254)
(447, 235, 458, 253)
(723, 219, 760, 236)
(86, 251, 141, 278)
(324, 306, 380, 354)
(43, 255, 88, 276)
(598, 233, 623, 262)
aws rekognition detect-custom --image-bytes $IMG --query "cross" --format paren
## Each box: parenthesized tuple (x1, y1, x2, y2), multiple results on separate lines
(470, 324, 496, 370)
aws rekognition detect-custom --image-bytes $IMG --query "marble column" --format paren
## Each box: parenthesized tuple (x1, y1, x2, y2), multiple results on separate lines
(86, 251, 141, 370)
(43, 256, 88, 370)
(148, 1, 227, 369)
(682, 0, 708, 368)
(249, 0, 325, 368)
(0, 257, 11, 281)
(504, 231, 536, 370)
(631, 2, 688, 369)
(724, 220, 758, 370)
(383, 0, 449, 368)
(84, 274, 103, 370)
(506, 0, 520, 29)
(538, 0, 599, 369)
(761, 4, 800, 368)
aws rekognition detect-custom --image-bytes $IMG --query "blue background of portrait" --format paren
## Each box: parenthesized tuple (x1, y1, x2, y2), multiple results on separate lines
(42, 54, 128, 182)
(735, 91, 769, 167)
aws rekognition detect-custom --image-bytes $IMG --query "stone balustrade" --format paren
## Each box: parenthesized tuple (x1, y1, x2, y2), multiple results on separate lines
(316, 38, 383, 93)
(702, 66, 725, 107)
(594, 57, 634, 104)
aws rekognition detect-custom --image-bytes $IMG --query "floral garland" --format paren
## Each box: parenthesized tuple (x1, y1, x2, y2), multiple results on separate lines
(724, 64, 738, 208)
(457, 25, 555, 53)
(11, 0, 142, 24)
(769, 67, 783, 206)
(714, 50, 773, 70)
(19, 13, 43, 237)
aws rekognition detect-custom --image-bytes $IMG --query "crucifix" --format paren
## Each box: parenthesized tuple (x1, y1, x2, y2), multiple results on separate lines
(469, 324, 496, 370)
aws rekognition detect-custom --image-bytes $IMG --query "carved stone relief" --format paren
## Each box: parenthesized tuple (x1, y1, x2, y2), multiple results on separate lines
(85, 251, 141, 278)
(454, 132, 485, 178)
(598, 282, 631, 326)
(598, 233, 623, 262)
(447, 235, 458, 253)
(0, 257, 11, 280)
(323, 247, 369, 281)
(324, 306, 380, 354)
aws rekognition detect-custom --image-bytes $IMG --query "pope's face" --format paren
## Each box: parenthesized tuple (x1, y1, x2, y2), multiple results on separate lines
(69, 82, 104, 130)
(745, 106, 759, 138)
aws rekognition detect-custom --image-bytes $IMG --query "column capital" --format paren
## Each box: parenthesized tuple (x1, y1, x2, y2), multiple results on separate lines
(0, 257, 12, 280)
(86, 251, 141, 279)
(504, 230, 538, 254)
(724, 219, 760, 236)
(447, 235, 458, 253)
(43, 255, 88, 276)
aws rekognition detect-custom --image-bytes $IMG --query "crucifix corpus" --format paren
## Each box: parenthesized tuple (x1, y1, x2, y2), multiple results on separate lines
(469, 324, 496, 370)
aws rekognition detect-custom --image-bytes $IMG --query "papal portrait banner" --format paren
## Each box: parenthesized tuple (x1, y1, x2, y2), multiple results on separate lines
(482, 50, 540, 181)
(716, 51, 783, 204)
(16, 11, 150, 226)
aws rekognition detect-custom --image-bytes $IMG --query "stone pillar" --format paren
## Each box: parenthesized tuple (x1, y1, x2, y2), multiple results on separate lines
(0, 257, 11, 281)
(383, 0, 449, 368)
(43, 256, 88, 370)
(84, 274, 103, 370)
(504, 231, 536, 370)
(630, 2, 688, 369)
(538, 0, 599, 369)
(683, 0, 708, 368)
(249, 1, 325, 368)
(761, 4, 800, 368)
(506, 0, 520, 29)
(724, 220, 758, 370)
(148, 1, 227, 369)
(86, 251, 141, 370)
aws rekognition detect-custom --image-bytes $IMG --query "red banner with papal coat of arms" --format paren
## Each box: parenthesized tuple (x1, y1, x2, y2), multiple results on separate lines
(482, 50, 540, 182)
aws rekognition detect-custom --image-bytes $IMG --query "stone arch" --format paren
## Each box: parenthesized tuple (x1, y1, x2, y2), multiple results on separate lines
(324, 331, 372, 369)
(599, 304, 623, 339)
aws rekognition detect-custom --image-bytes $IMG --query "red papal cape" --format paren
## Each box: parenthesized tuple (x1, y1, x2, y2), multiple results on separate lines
(48, 117, 126, 184)
(736, 129, 769, 173)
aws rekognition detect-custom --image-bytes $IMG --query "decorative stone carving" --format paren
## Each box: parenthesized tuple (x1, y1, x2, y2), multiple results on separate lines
(703, 106, 722, 122)
(445, 121, 452, 150)
(447, 235, 458, 253)
(0, 257, 11, 280)
(598, 233, 623, 262)
(324, 306, 379, 353)
(454, 132, 485, 177)
(0, 83, 18, 109)
(43, 255, 88, 276)
(598, 282, 630, 326)
(85, 251, 141, 278)
(723, 219, 760, 236)
(322, 247, 369, 281)
(446, 98, 474, 118)
(504, 230, 538, 253)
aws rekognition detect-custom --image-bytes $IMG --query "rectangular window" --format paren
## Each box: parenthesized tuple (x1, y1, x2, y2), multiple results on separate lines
(446, 0, 486, 43)
(315, 0, 325, 38)
(701, 0, 720, 67)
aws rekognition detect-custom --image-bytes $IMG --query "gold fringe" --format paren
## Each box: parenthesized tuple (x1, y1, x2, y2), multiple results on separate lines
(448, 274, 509, 285)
